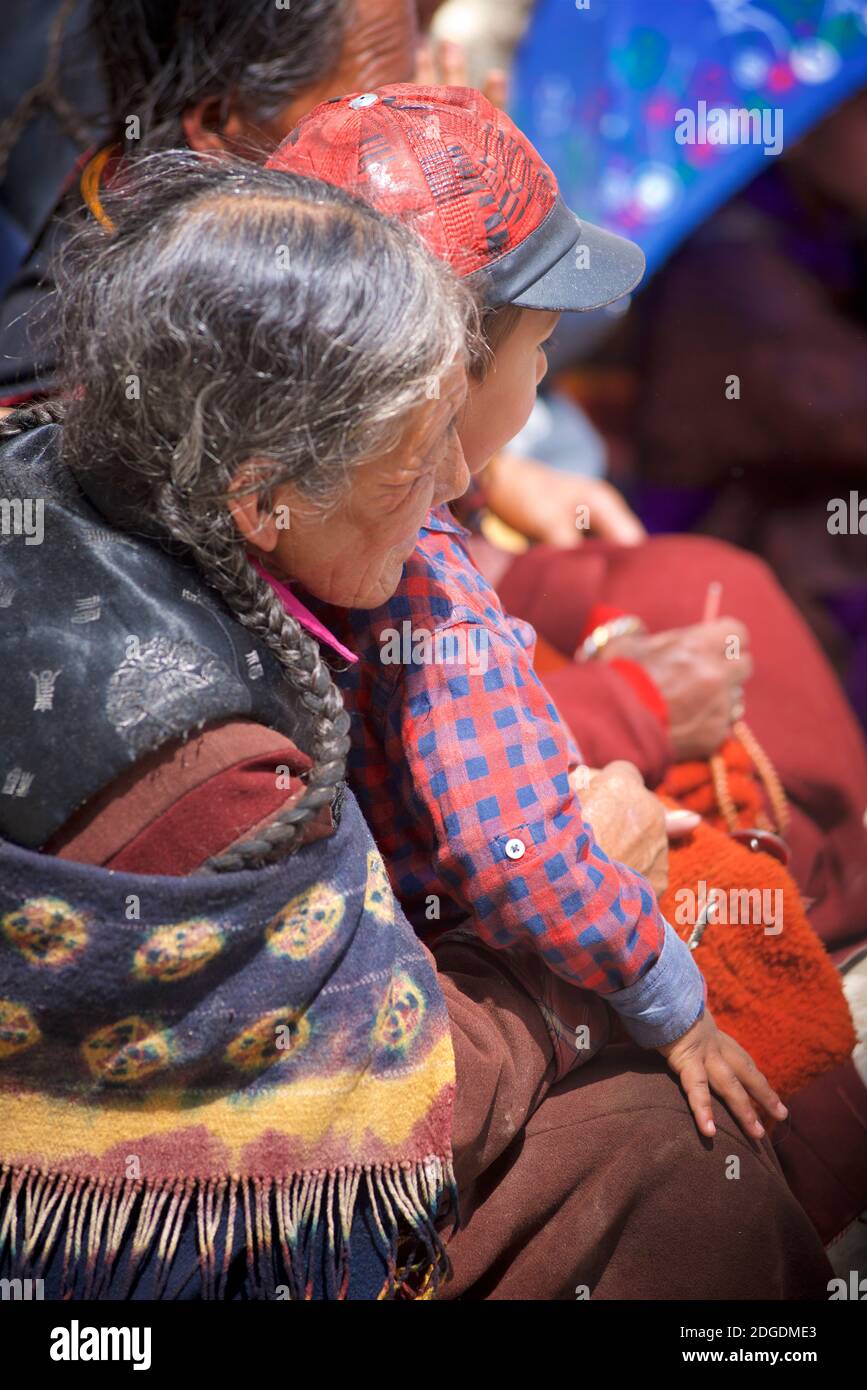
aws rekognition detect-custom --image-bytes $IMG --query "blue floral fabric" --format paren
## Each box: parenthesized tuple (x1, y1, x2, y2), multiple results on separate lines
(512, 0, 867, 276)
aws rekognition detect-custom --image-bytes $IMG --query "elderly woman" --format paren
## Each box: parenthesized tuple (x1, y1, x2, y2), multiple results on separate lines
(0, 153, 830, 1300)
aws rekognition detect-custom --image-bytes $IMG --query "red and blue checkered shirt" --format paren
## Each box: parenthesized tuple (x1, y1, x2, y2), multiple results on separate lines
(313, 506, 705, 1047)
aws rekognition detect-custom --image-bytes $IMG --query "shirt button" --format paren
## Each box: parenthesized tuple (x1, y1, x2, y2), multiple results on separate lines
(349, 93, 379, 109)
(505, 837, 526, 861)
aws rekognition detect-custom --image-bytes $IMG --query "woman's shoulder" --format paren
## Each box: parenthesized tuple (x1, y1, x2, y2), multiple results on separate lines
(0, 419, 308, 851)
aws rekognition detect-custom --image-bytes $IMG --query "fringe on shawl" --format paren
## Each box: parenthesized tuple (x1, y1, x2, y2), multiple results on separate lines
(0, 1158, 457, 1301)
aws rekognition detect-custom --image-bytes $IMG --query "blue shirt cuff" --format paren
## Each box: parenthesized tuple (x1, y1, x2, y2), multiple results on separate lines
(606, 920, 706, 1048)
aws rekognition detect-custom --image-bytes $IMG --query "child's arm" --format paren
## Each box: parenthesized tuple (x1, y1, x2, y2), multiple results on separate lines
(389, 620, 705, 1049)
(392, 642, 788, 1137)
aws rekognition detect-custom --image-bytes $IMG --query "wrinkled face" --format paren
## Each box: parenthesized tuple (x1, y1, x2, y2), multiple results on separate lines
(458, 308, 560, 472)
(231, 363, 468, 609)
(257, 0, 418, 148)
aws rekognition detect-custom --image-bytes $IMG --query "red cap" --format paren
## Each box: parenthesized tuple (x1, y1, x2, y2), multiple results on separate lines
(267, 84, 645, 312)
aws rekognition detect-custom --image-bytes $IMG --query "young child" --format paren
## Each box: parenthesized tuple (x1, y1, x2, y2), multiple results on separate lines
(266, 86, 787, 1142)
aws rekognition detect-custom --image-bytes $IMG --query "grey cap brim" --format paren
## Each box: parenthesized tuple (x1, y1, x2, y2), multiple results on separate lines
(478, 197, 645, 313)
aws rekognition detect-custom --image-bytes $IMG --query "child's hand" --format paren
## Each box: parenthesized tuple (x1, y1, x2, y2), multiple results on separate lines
(658, 1010, 788, 1141)
(482, 453, 647, 549)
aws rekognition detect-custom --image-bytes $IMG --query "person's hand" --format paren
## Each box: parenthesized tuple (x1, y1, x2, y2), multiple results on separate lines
(572, 760, 699, 897)
(415, 36, 508, 107)
(483, 452, 646, 548)
(658, 1009, 788, 1141)
(601, 619, 753, 759)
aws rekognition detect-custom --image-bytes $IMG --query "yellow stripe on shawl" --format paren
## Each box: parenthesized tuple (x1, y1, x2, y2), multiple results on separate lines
(0, 1034, 455, 1171)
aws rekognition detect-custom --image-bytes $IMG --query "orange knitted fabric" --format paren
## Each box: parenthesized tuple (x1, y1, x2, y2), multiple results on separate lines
(657, 816, 854, 1097)
(661, 737, 765, 829)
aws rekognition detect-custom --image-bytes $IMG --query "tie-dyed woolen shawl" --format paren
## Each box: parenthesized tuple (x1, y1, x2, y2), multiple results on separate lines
(0, 791, 456, 1299)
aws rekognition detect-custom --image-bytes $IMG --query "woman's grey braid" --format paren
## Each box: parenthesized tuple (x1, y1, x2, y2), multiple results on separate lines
(0, 399, 68, 438)
(156, 487, 352, 873)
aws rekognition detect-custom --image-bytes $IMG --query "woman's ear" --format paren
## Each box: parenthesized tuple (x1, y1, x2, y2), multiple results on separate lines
(226, 466, 280, 553)
(182, 96, 253, 156)
(182, 95, 289, 161)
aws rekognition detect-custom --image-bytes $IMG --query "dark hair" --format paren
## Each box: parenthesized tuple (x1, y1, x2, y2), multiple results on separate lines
(0, 0, 348, 178)
(24, 150, 475, 871)
(468, 301, 524, 378)
(90, 0, 349, 153)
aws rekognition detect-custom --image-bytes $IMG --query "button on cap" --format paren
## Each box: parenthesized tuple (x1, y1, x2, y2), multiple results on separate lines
(349, 93, 379, 109)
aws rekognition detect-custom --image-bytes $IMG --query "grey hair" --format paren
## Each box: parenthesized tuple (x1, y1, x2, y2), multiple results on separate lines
(49, 149, 478, 871)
